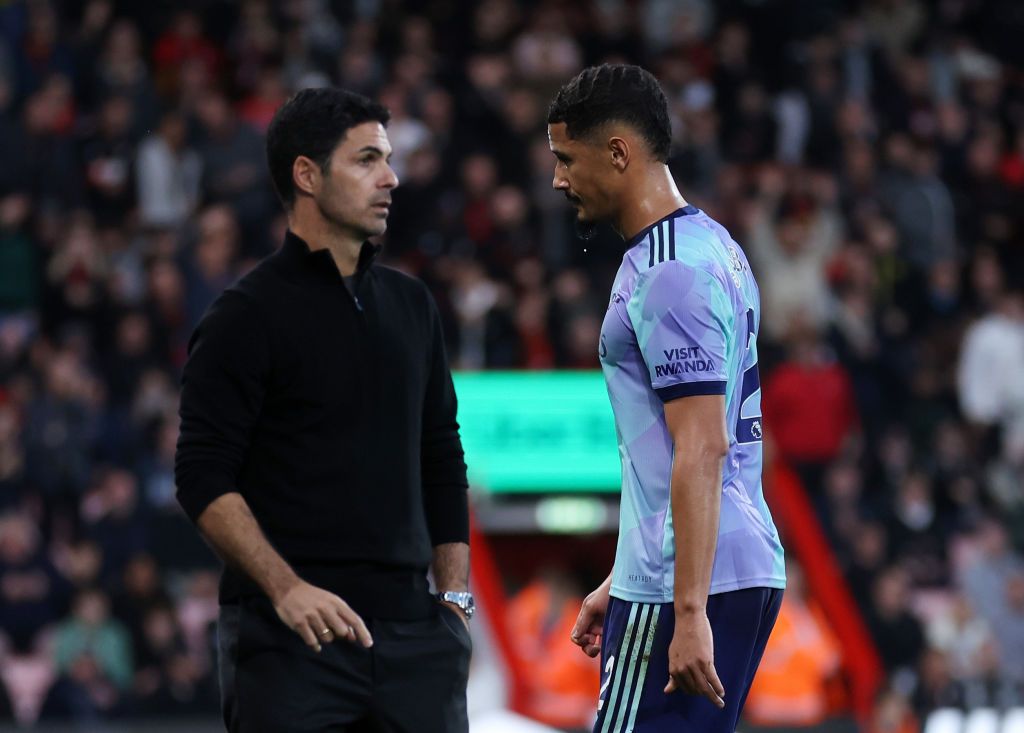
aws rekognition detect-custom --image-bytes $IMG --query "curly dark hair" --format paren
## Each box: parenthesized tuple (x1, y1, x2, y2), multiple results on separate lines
(266, 87, 390, 208)
(548, 64, 672, 163)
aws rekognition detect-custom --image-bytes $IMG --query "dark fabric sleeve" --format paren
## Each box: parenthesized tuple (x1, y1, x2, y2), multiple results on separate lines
(420, 288, 470, 546)
(174, 291, 270, 523)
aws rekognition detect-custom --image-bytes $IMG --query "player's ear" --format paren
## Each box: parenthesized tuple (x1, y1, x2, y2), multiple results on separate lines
(293, 155, 321, 198)
(608, 136, 630, 172)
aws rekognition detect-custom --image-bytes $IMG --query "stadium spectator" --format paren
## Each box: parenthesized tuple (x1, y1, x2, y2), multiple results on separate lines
(135, 110, 201, 230)
(506, 567, 599, 731)
(865, 567, 926, 682)
(81, 94, 136, 228)
(744, 562, 842, 729)
(886, 470, 949, 586)
(926, 595, 994, 685)
(761, 326, 859, 493)
(182, 205, 240, 328)
(110, 553, 170, 657)
(867, 686, 918, 733)
(745, 167, 842, 340)
(959, 518, 1024, 631)
(958, 290, 1024, 460)
(46, 587, 132, 719)
(151, 10, 220, 97)
(911, 648, 964, 718)
(0, 513, 68, 652)
(193, 89, 272, 251)
(996, 571, 1024, 687)
(80, 468, 147, 583)
(130, 602, 211, 716)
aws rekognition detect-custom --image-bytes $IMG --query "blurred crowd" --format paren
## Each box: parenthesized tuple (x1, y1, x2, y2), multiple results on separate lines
(2, 0, 1024, 727)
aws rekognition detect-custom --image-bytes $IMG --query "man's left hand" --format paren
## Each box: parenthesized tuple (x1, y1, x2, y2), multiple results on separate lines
(440, 600, 470, 631)
(664, 608, 725, 709)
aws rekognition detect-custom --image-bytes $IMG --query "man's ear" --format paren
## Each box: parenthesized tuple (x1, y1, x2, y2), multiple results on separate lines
(608, 136, 630, 172)
(292, 155, 320, 198)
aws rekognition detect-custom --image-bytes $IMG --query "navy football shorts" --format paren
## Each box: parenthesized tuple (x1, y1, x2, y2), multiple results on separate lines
(593, 587, 782, 733)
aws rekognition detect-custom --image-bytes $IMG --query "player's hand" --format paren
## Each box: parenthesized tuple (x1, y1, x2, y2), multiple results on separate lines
(570, 577, 611, 657)
(664, 608, 725, 709)
(272, 580, 373, 652)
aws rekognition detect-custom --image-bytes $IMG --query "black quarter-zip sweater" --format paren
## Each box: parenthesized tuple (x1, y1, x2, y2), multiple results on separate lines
(174, 231, 469, 620)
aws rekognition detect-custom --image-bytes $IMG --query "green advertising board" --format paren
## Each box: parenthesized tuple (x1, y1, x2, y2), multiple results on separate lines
(452, 371, 621, 493)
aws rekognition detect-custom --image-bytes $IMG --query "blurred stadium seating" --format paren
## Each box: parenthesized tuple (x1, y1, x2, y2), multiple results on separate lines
(2, 0, 1024, 731)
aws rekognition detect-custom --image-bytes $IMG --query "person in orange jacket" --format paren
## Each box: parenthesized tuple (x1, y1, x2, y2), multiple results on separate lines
(744, 561, 842, 728)
(506, 566, 601, 731)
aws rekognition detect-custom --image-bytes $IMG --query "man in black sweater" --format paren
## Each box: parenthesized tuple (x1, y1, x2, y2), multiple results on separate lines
(174, 88, 473, 732)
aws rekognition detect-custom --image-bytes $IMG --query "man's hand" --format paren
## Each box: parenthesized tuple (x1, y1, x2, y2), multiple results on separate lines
(570, 578, 611, 657)
(440, 600, 470, 631)
(271, 580, 373, 652)
(664, 608, 725, 709)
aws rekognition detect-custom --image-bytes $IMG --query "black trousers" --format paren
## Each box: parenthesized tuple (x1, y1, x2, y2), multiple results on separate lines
(218, 596, 471, 732)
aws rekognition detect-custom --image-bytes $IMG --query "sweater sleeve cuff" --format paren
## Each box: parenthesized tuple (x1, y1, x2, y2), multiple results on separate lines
(424, 484, 469, 546)
(175, 464, 238, 524)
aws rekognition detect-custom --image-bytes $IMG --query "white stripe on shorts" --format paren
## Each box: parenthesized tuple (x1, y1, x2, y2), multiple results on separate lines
(600, 602, 639, 733)
(602, 603, 655, 733)
(624, 604, 660, 732)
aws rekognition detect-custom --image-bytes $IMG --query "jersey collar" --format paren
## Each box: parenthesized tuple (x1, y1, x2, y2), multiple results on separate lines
(626, 205, 699, 249)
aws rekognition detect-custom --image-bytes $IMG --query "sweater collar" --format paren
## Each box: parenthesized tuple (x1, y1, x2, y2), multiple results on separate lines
(280, 230, 381, 277)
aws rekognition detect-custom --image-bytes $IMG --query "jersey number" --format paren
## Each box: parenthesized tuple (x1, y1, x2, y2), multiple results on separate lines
(736, 309, 763, 444)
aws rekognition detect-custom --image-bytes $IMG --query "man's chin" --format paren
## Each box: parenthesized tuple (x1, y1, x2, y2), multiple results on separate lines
(577, 207, 598, 241)
(364, 219, 388, 239)
(573, 212, 599, 241)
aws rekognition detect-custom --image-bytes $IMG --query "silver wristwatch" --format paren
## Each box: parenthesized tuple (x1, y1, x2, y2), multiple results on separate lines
(436, 591, 475, 619)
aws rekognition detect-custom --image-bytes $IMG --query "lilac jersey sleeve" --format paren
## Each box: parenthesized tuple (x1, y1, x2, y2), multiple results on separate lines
(626, 260, 733, 402)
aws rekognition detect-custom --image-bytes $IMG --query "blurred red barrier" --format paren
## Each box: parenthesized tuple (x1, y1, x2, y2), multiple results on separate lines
(469, 512, 531, 713)
(768, 462, 884, 721)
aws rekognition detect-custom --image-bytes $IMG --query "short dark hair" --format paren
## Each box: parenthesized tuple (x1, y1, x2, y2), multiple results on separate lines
(548, 64, 672, 163)
(266, 87, 390, 208)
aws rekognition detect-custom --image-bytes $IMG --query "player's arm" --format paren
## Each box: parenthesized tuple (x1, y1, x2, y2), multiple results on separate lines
(419, 286, 471, 622)
(663, 395, 727, 708)
(624, 259, 732, 705)
(175, 291, 371, 650)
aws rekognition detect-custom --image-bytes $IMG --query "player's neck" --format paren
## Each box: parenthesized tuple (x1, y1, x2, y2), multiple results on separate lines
(615, 165, 688, 243)
(289, 211, 363, 277)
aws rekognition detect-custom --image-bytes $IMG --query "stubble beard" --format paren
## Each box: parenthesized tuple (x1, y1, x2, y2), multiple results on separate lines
(574, 215, 598, 241)
(319, 196, 384, 242)
(569, 199, 597, 240)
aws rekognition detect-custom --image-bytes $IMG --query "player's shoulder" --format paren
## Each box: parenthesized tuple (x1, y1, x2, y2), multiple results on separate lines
(638, 237, 729, 292)
(634, 210, 721, 272)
